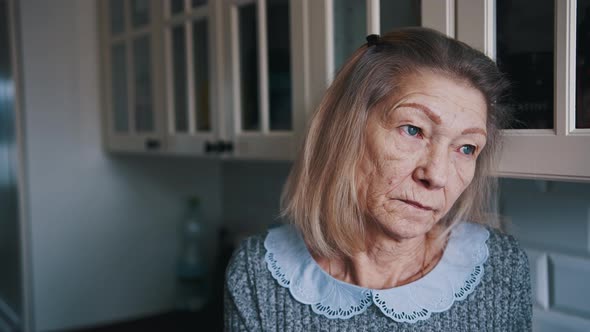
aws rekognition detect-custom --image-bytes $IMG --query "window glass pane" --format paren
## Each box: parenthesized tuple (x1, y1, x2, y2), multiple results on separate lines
(172, 25, 188, 132)
(333, 0, 366, 72)
(170, 0, 185, 15)
(496, 0, 554, 129)
(380, 0, 420, 34)
(132, 0, 150, 28)
(193, 20, 210, 131)
(239, 4, 260, 131)
(110, 0, 125, 35)
(577, 0, 590, 128)
(192, 0, 207, 8)
(111, 43, 129, 132)
(133, 36, 154, 132)
(267, 0, 292, 131)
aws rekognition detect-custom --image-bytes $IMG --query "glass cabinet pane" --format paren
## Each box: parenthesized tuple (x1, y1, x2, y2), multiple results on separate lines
(193, 20, 210, 131)
(170, 0, 185, 15)
(133, 36, 154, 132)
(131, 0, 150, 28)
(333, 0, 366, 72)
(239, 4, 260, 131)
(172, 25, 188, 132)
(192, 0, 207, 8)
(267, 0, 292, 131)
(380, 0, 420, 34)
(109, 0, 125, 35)
(111, 43, 129, 133)
(577, 0, 590, 129)
(496, 0, 554, 129)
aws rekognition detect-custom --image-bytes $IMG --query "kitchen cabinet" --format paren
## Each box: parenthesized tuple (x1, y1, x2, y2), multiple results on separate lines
(99, 0, 167, 152)
(306, 0, 590, 181)
(456, 0, 590, 181)
(100, 0, 226, 155)
(104, 0, 590, 176)
(99, 0, 454, 160)
(99, 0, 303, 159)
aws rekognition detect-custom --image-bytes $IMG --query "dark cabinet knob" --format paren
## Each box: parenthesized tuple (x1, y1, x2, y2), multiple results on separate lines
(205, 141, 216, 153)
(204, 140, 234, 154)
(216, 140, 226, 152)
(223, 141, 233, 153)
(145, 138, 160, 150)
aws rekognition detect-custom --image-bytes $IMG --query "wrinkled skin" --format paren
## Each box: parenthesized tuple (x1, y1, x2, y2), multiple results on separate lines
(316, 70, 489, 289)
(357, 70, 488, 244)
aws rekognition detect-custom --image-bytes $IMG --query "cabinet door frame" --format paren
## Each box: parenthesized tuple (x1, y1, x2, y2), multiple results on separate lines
(99, 0, 167, 153)
(226, 0, 304, 160)
(162, 0, 222, 156)
(456, 0, 590, 181)
(309, 0, 455, 97)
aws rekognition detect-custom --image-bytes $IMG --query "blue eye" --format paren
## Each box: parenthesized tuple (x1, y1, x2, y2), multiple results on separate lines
(460, 145, 476, 155)
(401, 125, 421, 137)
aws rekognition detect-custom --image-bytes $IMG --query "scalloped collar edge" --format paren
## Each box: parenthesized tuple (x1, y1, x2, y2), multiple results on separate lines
(263, 222, 490, 323)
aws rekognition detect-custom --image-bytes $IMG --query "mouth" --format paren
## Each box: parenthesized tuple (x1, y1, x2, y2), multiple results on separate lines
(396, 199, 436, 212)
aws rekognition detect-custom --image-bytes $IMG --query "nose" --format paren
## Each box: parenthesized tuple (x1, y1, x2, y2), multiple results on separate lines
(413, 144, 449, 190)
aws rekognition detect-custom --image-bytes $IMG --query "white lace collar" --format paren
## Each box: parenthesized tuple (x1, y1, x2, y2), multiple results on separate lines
(264, 222, 490, 323)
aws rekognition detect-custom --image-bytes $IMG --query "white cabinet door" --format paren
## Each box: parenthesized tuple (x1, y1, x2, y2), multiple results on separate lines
(100, 0, 305, 159)
(456, 0, 590, 181)
(162, 0, 221, 156)
(307, 0, 456, 118)
(225, 0, 304, 160)
(100, 0, 167, 152)
(101, 0, 227, 156)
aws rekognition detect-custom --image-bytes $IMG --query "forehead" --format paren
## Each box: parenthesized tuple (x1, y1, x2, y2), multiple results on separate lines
(384, 71, 488, 126)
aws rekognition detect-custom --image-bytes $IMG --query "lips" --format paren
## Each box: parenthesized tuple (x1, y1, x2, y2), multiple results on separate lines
(397, 199, 436, 211)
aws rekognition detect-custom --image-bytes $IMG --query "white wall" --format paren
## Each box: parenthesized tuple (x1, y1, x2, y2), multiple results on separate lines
(18, 1, 222, 331)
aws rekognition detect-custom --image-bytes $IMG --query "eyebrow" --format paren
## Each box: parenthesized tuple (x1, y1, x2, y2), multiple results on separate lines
(397, 102, 442, 124)
(461, 127, 487, 136)
(398, 102, 487, 137)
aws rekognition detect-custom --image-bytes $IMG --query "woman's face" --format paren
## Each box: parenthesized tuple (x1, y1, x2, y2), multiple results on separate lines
(357, 71, 487, 241)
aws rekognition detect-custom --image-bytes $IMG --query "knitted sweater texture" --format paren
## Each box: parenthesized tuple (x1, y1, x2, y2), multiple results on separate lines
(224, 226, 532, 331)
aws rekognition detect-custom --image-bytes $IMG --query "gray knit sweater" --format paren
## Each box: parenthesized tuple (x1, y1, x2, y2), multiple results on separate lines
(224, 225, 532, 331)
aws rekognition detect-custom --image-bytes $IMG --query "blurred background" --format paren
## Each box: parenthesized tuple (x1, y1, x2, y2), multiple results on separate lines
(1, 0, 590, 331)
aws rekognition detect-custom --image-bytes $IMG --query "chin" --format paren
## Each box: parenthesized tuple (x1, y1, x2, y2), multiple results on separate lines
(375, 215, 438, 241)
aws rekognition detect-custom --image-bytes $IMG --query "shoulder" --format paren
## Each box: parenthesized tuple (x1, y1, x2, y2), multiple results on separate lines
(482, 226, 533, 328)
(224, 230, 278, 331)
(481, 225, 531, 291)
(485, 226, 529, 268)
(225, 223, 305, 300)
(225, 231, 268, 286)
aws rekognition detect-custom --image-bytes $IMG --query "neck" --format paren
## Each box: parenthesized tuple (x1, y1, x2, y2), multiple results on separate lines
(317, 227, 445, 290)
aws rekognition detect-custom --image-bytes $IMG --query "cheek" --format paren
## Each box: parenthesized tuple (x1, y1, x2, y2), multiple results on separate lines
(362, 128, 422, 196)
(377, 144, 420, 184)
(362, 157, 418, 209)
(448, 158, 477, 198)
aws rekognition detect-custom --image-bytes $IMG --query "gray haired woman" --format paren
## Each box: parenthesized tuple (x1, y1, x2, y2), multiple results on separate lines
(224, 27, 532, 331)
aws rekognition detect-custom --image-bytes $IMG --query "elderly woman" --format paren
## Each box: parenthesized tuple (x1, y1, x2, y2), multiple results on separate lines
(224, 27, 532, 331)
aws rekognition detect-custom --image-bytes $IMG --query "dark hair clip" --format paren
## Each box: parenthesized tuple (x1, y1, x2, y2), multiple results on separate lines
(366, 34, 383, 52)
(366, 34, 381, 47)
